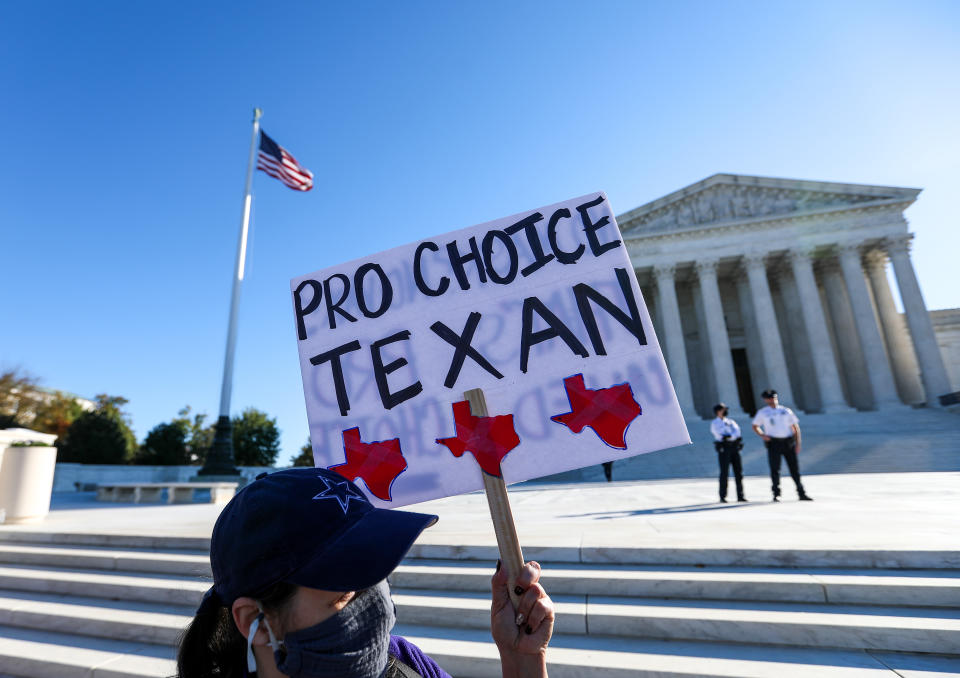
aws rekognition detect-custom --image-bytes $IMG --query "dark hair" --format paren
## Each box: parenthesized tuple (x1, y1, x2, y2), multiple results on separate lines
(176, 581, 297, 678)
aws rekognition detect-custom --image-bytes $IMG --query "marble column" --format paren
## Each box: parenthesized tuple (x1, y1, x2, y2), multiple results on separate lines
(695, 259, 742, 411)
(821, 260, 867, 408)
(788, 249, 853, 412)
(689, 281, 714, 418)
(742, 253, 796, 405)
(886, 235, 953, 405)
(771, 266, 815, 412)
(837, 242, 904, 409)
(653, 264, 696, 415)
(863, 250, 924, 405)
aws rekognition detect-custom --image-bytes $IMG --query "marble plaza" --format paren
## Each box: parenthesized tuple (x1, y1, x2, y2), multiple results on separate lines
(619, 174, 959, 417)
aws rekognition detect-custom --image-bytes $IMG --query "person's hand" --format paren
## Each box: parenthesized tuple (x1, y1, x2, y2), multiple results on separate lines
(491, 560, 554, 670)
(762, 435, 771, 442)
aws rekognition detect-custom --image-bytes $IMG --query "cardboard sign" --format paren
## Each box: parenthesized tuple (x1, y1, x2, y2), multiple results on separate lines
(291, 193, 689, 507)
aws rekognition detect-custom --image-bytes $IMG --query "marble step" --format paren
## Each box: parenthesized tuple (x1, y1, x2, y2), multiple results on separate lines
(391, 560, 960, 608)
(0, 564, 210, 607)
(2, 530, 958, 568)
(0, 530, 208, 551)
(0, 625, 175, 678)
(0, 591, 193, 646)
(1, 557, 957, 611)
(1, 623, 958, 678)
(1, 586, 957, 655)
(0, 543, 210, 576)
(391, 589, 960, 654)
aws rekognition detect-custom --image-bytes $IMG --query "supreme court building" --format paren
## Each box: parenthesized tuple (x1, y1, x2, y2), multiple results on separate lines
(619, 174, 958, 418)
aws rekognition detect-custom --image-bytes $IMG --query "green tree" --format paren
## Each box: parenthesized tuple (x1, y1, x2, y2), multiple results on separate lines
(32, 390, 86, 438)
(58, 394, 137, 464)
(136, 421, 190, 465)
(291, 437, 315, 467)
(231, 408, 281, 466)
(172, 406, 214, 464)
(0, 368, 41, 428)
(59, 412, 132, 463)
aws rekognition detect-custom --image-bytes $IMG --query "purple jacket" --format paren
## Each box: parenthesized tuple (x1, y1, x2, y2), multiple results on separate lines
(389, 635, 452, 678)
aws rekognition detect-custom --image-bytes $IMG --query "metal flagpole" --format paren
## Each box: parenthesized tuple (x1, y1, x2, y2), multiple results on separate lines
(199, 107, 262, 477)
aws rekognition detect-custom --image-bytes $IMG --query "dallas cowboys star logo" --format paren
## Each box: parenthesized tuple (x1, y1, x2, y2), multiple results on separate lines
(312, 475, 368, 513)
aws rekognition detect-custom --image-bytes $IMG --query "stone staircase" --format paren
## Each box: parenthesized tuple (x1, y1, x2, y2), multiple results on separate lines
(0, 532, 958, 677)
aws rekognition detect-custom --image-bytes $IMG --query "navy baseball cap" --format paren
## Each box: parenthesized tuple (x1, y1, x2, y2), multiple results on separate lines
(761, 389, 778, 399)
(208, 467, 437, 605)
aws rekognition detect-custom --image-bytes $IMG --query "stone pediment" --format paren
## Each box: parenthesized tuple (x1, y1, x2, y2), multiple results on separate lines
(618, 174, 920, 237)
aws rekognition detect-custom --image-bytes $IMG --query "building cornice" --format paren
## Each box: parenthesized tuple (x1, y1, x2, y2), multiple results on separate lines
(617, 173, 922, 226)
(623, 198, 912, 248)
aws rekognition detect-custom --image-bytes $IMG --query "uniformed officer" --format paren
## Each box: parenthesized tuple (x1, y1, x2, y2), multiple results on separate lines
(710, 403, 746, 503)
(751, 389, 812, 502)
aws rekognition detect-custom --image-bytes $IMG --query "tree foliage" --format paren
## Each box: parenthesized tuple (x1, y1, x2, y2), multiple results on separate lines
(291, 437, 315, 467)
(58, 394, 137, 464)
(231, 408, 281, 466)
(172, 406, 214, 464)
(136, 421, 190, 465)
(32, 391, 86, 438)
(0, 368, 41, 428)
(59, 412, 133, 463)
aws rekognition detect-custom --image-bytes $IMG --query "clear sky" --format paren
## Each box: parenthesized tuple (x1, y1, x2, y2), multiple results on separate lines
(2, 1, 958, 463)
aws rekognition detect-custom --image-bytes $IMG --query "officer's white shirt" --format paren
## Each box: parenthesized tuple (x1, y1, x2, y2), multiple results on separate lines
(752, 406, 799, 438)
(710, 417, 741, 442)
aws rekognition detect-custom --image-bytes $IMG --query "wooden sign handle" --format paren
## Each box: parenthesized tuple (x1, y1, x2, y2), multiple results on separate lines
(463, 388, 525, 611)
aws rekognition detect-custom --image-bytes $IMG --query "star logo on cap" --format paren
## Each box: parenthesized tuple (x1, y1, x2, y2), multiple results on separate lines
(312, 475, 368, 513)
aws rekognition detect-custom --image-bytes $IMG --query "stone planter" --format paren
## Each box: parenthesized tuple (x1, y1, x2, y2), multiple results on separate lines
(0, 445, 59, 523)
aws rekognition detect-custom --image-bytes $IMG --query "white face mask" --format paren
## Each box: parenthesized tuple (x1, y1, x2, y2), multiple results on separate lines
(247, 606, 282, 674)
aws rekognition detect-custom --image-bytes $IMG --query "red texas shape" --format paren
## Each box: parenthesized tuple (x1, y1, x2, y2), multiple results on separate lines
(551, 374, 642, 449)
(436, 400, 521, 477)
(329, 427, 407, 501)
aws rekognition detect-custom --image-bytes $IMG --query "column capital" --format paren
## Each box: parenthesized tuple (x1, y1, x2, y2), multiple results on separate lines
(652, 263, 677, 280)
(837, 241, 866, 259)
(863, 248, 889, 271)
(885, 234, 914, 256)
(786, 246, 818, 264)
(694, 258, 719, 276)
(742, 252, 768, 270)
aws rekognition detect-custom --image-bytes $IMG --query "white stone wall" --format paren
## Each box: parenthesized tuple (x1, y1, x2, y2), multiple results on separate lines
(53, 463, 279, 492)
(931, 309, 960, 392)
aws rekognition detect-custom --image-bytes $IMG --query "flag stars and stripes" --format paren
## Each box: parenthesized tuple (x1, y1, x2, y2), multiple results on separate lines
(256, 130, 314, 191)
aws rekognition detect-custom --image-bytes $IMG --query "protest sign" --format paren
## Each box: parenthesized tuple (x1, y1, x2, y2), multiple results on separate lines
(291, 192, 690, 507)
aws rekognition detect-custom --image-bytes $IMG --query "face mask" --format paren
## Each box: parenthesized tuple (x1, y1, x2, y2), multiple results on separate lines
(255, 580, 396, 678)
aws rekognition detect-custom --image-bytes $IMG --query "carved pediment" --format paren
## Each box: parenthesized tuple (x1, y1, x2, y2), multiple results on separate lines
(619, 175, 920, 237)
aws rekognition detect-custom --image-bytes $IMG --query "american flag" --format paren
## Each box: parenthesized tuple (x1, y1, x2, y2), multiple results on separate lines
(256, 130, 313, 191)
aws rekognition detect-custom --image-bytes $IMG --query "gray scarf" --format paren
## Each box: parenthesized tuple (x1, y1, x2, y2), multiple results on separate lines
(272, 580, 395, 678)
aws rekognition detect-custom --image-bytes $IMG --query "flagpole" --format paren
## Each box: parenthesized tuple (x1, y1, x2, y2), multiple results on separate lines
(199, 107, 262, 477)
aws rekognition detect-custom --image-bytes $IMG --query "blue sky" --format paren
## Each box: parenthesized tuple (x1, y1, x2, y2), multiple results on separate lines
(2, 1, 958, 463)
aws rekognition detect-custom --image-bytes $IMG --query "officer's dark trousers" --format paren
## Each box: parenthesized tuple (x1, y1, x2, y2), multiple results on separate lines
(767, 437, 805, 497)
(717, 443, 744, 500)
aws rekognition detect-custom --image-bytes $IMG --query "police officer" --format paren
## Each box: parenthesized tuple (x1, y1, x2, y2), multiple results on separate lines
(751, 389, 812, 502)
(710, 403, 746, 503)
